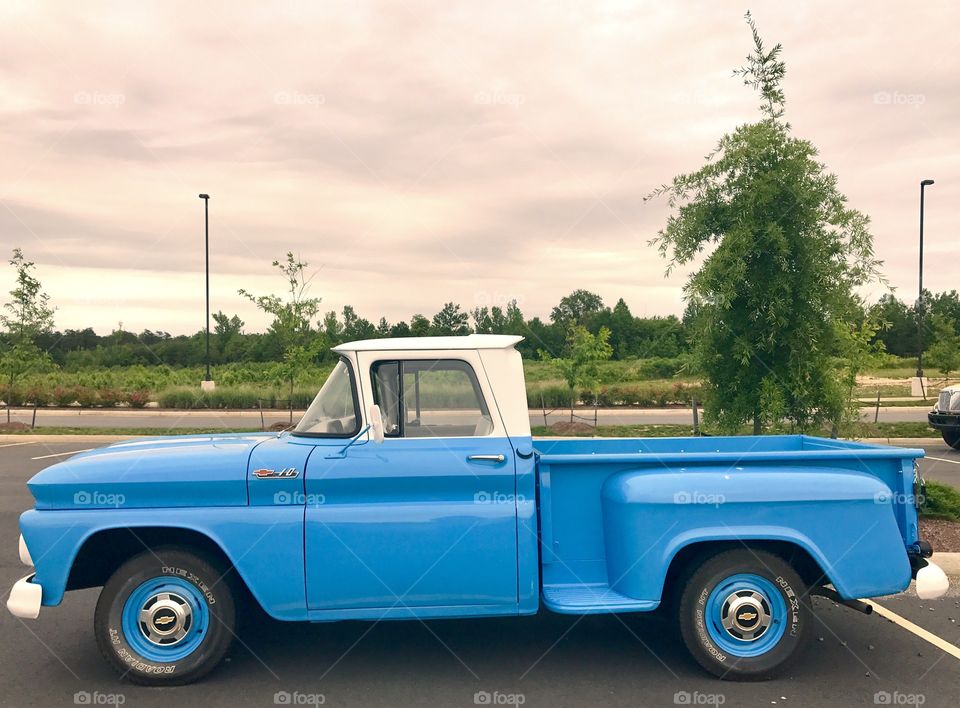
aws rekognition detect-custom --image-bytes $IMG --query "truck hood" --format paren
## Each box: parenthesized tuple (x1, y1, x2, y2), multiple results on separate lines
(27, 433, 274, 510)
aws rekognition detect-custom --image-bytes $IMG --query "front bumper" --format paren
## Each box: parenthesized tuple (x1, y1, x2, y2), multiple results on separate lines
(7, 574, 42, 619)
(928, 412, 960, 431)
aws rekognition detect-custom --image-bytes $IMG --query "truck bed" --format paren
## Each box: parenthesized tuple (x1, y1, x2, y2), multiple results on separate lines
(532, 435, 923, 613)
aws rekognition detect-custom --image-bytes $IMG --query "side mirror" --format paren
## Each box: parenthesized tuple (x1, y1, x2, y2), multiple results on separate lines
(368, 404, 384, 444)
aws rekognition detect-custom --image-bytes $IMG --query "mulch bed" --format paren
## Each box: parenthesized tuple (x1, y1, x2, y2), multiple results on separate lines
(0, 421, 30, 431)
(920, 517, 960, 553)
(266, 422, 295, 432)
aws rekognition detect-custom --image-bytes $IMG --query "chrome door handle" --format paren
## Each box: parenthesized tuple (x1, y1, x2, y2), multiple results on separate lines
(467, 454, 505, 463)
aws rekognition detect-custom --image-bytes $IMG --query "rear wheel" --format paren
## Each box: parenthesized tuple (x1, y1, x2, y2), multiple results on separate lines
(941, 428, 960, 450)
(94, 547, 236, 685)
(678, 549, 810, 680)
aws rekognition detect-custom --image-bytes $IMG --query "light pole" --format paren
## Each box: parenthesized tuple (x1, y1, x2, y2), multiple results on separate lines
(198, 193, 213, 389)
(916, 179, 934, 388)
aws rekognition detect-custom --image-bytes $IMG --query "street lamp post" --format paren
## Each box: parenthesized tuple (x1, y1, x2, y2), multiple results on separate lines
(915, 179, 934, 397)
(198, 193, 214, 390)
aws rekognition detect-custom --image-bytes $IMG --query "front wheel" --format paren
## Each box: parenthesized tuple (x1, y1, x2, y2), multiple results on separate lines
(94, 547, 236, 685)
(941, 428, 960, 450)
(678, 549, 811, 680)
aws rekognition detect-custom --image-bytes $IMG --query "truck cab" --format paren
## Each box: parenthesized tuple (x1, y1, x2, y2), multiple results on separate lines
(8, 335, 950, 685)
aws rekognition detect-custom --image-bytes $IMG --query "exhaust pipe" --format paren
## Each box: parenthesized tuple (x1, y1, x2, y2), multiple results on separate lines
(812, 586, 873, 615)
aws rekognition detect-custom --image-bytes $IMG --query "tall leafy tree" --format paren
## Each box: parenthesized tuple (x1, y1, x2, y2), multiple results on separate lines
(431, 302, 470, 335)
(239, 252, 323, 399)
(647, 13, 881, 433)
(1, 249, 56, 417)
(550, 289, 604, 329)
(409, 314, 431, 337)
(541, 325, 613, 418)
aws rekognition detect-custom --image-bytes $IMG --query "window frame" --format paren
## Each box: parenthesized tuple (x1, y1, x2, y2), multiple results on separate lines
(370, 358, 492, 439)
(290, 355, 363, 439)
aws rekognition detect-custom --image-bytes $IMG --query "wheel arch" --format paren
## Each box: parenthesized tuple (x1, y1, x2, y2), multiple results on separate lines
(660, 538, 832, 605)
(67, 527, 259, 610)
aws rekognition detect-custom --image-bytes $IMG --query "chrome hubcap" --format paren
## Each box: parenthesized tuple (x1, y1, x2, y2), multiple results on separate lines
(137, 592, 193, 646)
(720, 590, 771, 641)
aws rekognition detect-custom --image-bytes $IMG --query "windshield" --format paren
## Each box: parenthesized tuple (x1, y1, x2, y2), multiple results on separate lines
(293, 358, 360, 436)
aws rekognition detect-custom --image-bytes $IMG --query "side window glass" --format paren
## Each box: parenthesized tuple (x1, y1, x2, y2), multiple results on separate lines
(371, 359, 493, 438)
(372, 361, 401, 436)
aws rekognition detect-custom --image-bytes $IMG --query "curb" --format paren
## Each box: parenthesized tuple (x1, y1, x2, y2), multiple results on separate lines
(933, 553, 960, 576)
(860, 438, 943, 446)
(1, 434, 150, 443)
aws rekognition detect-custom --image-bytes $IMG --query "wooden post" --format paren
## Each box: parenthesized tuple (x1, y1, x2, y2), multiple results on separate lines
(31, 403, 38, 429)
(692, 399, 700, 436)
(258, 399, 265, 431)
(874, 389, 881, 424)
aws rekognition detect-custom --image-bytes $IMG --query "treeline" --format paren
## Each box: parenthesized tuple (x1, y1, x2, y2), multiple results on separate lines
(32, 290, 683, 369)
(24, 288, 960, 371)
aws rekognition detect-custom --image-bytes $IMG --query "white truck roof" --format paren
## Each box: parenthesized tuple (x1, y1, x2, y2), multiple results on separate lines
(332, 334, 523, 353)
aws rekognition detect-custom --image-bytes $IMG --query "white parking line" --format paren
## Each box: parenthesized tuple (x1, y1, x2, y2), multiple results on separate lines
(0, 441, 39, 448)
(865, 600, 960, 661)
(926, 456, 960, 465)
(30, 449, 93, 460)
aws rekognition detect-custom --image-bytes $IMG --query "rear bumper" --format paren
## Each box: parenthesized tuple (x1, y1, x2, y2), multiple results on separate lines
(928, 412, 960, 431)
(7, 574, 42, 619)
(915, 561, 949, 600)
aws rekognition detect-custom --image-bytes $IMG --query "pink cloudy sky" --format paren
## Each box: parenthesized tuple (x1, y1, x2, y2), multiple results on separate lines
(1, 1, 957, 335)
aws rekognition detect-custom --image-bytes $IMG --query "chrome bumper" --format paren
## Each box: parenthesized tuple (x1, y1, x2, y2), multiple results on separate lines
(915, 561, 949, 600)
(7, 574, 42, 619)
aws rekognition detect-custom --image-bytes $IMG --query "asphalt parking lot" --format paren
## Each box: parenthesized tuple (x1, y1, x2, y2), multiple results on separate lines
(2, 441, 959, 707)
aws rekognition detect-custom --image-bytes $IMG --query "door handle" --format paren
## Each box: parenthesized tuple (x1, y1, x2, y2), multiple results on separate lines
(467, 454, 506, 463)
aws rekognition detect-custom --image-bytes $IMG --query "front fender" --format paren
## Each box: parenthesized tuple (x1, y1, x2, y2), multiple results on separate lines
(19, 506, 307, 620)
(601, 467, 912, 601)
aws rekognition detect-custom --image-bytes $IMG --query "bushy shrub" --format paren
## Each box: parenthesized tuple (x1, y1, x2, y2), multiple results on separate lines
(128, 389, 151, 408)
(527, 384, 576, 409)
(52, 385, 77, 406)
(0, 385, 25, 406)
(97, 388, 126, 407)
(156, 385, 316, 410)
(73, 386, 98, 407)
(23, 385, 52, 406)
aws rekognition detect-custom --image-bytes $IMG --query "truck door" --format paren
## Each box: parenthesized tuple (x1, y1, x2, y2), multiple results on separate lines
(304, 353, 520, 615)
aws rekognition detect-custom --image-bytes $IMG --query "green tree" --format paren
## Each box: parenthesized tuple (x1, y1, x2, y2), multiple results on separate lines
(927, 314, 960, 378)
(212, 311, 244, 359)
(341, 305, 376, 340)
(869, 294, 916, 358)
(550, 289, 604, 329)
(409, 314, 431, 337)
(431, 302, 470, 335)
(239, 252, 323, 398)
(0, 249, 57, 419)
(646, 13, 881, 434)
(541, 325, 613, 418)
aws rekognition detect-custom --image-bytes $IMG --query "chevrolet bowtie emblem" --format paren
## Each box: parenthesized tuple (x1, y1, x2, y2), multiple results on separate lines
(253, 468, 299, 479)
(154, 615, 175, 626)
(738, 611, 757, 621)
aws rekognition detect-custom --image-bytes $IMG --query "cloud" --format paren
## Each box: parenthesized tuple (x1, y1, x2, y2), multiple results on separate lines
(0, 0, 958, 334)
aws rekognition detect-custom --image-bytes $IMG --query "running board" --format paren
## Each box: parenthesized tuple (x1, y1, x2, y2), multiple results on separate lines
(542, 583, 659, 614)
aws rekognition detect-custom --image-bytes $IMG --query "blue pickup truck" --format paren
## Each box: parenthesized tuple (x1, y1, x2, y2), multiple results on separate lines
(8, 335, 949, 685)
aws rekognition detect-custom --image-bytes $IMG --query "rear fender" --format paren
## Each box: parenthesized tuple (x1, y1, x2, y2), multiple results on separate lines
(601, 467, 912, 601)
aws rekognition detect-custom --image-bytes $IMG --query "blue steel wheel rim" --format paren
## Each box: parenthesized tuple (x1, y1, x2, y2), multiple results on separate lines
(121, 576, 209, 662)
(705, 573, 787, 658)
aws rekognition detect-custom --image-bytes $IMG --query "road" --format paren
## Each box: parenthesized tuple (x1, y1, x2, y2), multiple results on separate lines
(2, 404, 940, 430)
(1, 441, 959, 707)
